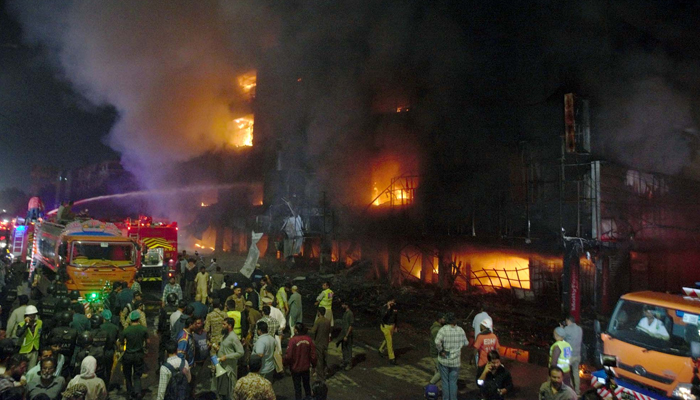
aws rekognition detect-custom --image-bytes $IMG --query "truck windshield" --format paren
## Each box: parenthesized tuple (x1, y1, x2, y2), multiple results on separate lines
(608, 299, 700, 357)
(143, 248, 163, 267)
(71, 242, 135, 267)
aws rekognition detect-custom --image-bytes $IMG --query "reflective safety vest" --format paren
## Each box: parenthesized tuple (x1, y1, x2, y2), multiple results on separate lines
(549, 340, 572, 373)
(227, 310, 242, 336)
(276, 287, 288, 308)
(319, 289, 333, 310)
(19, 319, 42, 354)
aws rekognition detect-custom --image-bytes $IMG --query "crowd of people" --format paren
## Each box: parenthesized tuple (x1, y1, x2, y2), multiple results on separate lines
(0, 249, 338, 400)
(426, 304, 583, 400)
(0, 245, 589, 400)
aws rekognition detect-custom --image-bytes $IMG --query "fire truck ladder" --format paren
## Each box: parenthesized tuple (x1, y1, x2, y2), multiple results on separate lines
(11, 229, 25, 256)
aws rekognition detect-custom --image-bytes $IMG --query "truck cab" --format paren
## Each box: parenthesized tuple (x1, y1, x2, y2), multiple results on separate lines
(597, 289, 700, 399)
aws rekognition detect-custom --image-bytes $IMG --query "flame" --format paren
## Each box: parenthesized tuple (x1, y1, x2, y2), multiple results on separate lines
(237, 71, 256, 98)
(371, 158, 418, 207)
(228, 114, 254, 147)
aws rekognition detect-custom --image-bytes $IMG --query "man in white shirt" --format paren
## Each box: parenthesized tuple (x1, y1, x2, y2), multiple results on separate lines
(637, 306, 669, 340)
(472, 304, 491, 340)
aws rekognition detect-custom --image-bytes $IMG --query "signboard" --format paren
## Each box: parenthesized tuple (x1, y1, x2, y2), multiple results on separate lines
(564, 93, 576, 153)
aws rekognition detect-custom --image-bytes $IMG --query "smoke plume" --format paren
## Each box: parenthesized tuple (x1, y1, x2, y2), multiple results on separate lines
(8, 0, 267, 189)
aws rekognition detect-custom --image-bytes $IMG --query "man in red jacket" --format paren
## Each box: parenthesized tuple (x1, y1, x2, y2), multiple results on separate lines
(284, 322, 317, 400)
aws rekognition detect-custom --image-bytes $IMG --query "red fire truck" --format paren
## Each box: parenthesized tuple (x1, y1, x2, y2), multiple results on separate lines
(114, 216, 178, 281)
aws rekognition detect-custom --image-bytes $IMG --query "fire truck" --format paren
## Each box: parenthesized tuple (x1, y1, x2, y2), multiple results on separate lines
(114, 216, 178, 281)
(11, 218, 141, 295)
(0, 216, 12, 262)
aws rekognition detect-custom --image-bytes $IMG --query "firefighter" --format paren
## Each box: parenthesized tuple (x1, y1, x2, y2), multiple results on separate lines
(38, 284, 58, 341)
(157, 292, 179, 364)
(50, 311, 78, 376)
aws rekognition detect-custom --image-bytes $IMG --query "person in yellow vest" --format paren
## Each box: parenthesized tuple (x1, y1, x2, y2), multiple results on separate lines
(276, 283, 290, 316)
(549, 327, 573, 387)
(314, 281, 334, 327)
(16, 305, 42, 369)
(225, 299, 243, 337)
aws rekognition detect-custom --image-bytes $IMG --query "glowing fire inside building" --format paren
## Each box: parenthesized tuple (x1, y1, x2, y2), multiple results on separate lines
(371, 159, 418, 207)
(228, 115, 254, 147)
(237, 70, 257, 98)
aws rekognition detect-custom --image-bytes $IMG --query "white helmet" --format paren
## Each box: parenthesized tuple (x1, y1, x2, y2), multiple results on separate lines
(25, 305, 38, 316)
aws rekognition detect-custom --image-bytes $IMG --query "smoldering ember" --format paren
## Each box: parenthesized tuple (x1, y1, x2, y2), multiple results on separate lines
(1, 1, 700, 400)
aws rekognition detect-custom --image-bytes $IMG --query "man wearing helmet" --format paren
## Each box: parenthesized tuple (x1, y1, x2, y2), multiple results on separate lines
(15, 305, 42, 368)
(157, 292, 179, 364)
(72, 331, 94, 372)
(38, 284, 58, 335)
(50, 311, 78, 376)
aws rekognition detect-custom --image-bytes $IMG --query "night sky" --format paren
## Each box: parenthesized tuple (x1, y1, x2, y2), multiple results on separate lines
(0, 0, 118, 190)
(1, 0, 700, 194)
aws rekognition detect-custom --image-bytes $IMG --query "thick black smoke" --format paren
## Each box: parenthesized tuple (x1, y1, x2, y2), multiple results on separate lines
(8, 0, 700, 215)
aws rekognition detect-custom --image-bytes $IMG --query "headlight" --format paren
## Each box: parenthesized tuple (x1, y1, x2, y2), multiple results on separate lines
(673, 384, 697, 400)
(0, 242, 6, 248)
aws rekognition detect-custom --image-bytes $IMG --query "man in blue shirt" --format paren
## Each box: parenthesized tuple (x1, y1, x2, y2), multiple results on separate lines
(253, 321, 277, 382)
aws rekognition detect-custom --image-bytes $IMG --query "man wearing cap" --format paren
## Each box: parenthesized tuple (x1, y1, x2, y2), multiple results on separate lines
(16, 305, 42, 368)
(119, 310, 150, 399)
(244, 301, 262, 344)
(288, 285, 302, 337)
(550, 327, 573, 386)
(226, 286, 246, 312)
(473, 318, 499, 370)
(435, 312, 469, 400)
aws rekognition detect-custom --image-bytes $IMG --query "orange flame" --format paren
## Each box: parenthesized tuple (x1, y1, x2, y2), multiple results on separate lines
(228, 115, 254, 147)
(237, 71, 257, 99)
